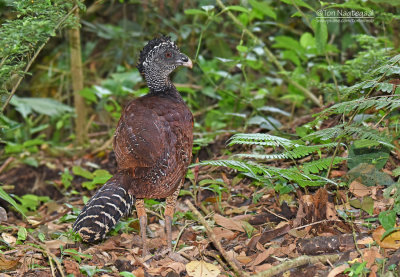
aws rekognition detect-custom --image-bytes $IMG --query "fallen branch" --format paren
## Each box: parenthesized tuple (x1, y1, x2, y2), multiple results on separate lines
(253, 254, 341, 277)
(184, 199, 249, 277)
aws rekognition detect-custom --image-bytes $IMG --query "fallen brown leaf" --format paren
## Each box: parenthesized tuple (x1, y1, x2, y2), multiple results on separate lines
(372, 226, 400, 249)
(0, 255, 18, 271)
(186, 260, 220, 277)
(349, 180, 372, 197)
(213, 214, 245, 232)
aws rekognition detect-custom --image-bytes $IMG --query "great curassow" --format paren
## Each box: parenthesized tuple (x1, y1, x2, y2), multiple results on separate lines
(73, 36, 193, 255)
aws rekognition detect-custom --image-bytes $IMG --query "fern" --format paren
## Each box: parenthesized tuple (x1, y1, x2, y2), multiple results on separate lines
(235, 143, 337, 160)
(301, 157, 345, 175)
(318, 97, 400, 118)
(200, 133, 343, 188)
(228, 133, 292, 147)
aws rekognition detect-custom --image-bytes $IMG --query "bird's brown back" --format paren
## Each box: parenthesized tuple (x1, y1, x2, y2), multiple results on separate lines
(113, 89, 193, 199)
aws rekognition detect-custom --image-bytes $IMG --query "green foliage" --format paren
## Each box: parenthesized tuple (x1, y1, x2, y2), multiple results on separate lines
(72, 166, 112, 190)
(0, 186, 27, 218)
(200, 133, 343, 188)
(0, 0, 82, 99)
(13, 194, 50, 213)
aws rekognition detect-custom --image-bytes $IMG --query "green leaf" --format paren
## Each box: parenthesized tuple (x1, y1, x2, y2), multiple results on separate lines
(72, 166, 93, 179)
(249, 0, 276, 20)
(379, 209, 396, 230)
(312, 18, 327, 54)
(361, 196, 374, 215)
(300, 32, 315, 49)
(225, 5, 249, 13)
(184, 9, 207, 16)
(280, 0, 315, 11)
(0, 187, 27, 218)
(120, 272, 136, 277)
(236, 45, 248, 53)
(10, 96, 74, 117)
(80, 87, 97, 102)
(38, 232, 45, 242)
(18, 226, 27, 241)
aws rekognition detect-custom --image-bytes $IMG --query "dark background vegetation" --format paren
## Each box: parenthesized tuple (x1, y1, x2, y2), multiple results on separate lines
(1, 0, 400, 276)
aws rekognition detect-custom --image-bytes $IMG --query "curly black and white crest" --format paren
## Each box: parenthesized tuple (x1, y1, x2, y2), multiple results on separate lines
(137, 36, 179, 74)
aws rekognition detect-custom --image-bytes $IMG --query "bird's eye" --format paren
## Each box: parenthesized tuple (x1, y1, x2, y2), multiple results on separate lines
(165, 52, 172, 58)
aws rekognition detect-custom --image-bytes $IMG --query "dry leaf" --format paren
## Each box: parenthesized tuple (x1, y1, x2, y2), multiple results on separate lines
(326, 202, 339, 220)
(1, 233, 16, 245)
(212, 227, 236, 241)
(0, 255, 18, 271)
(186, 261, 220, 277)
(213, 214, 245, 232)
(44, 239, 67, 250)
(349, 180, 372, 197)
(363, 248, 383, 268)
(250, 248, 275, 267)
(166, 262, 186, 274)
(64, 259, 82, 276)
(236, 255, 252, 264)
(327, 263, 349, 277)
(372, 226, 400, 249)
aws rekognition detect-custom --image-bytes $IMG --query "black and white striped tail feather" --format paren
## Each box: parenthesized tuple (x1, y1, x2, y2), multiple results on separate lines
(73, 173, 135, 242)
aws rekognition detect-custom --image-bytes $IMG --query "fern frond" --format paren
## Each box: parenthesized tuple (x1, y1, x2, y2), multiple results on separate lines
(318, 97, 400, 117)
(228, 133, 292, 147)
(344, 125, 393, 148)
(235, 143, 337, 160)
(300, 157, 346, 175)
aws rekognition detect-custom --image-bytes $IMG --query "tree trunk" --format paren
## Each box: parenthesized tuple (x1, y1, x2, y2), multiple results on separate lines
(69, 8, 87, 145)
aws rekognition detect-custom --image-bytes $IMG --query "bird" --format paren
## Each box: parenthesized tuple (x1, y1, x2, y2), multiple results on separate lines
(73, 36, 193, 256)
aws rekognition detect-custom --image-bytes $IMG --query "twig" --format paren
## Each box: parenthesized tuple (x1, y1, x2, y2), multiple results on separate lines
(184, 199, 249, 277)
(1, 5, 79, 113)
(264, 207, 289, 222)
(204, 250, 231, 273)
(48, 254, 56, 277)
(173, 221, 192, 252)
(216, 0, 322, 107)
(27, 234, 65, 277)
(0, 156, 15, 174)
(252, 254, 341, 277)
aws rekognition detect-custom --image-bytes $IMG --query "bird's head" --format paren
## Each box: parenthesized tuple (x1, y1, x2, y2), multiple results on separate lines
(137, 36, 192, 91)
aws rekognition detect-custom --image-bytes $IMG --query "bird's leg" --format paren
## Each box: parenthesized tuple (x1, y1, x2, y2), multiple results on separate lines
(135, 198, 148, 256)
(164, 184, 182, 252)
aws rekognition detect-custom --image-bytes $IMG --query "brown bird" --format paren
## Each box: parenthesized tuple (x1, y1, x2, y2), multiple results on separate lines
(73, 36, 193, 255)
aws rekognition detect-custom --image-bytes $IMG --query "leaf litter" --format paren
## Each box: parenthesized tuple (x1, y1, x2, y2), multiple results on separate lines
(0, 134, 399, 276)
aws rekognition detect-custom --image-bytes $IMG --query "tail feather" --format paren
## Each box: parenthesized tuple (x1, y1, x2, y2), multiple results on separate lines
(73, 172, 135, 242)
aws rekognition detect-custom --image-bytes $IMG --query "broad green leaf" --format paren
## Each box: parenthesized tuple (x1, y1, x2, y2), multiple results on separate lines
(249, 0, 276, 20)
(225, 5, 249, 13)
(379, 210, 396, 231)
(300, 32, 315, 49)
(80, 87, 97, 102)
(0, 187, 27, 218)
(72, 166, 93, 179)
(236, 45, 248, 53)
(10, 96, 74, 117)
(18, 226, 27, 241)
(120, 272, 136, 277)
(280, 0, 315, 11)
(312, 18, 327, 54)
(184, 9, 207, 16)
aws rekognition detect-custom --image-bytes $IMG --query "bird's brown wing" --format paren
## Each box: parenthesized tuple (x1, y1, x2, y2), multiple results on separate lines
(113, 99, 170, 171)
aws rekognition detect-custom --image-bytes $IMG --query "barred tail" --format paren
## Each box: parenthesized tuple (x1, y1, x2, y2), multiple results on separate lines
(73, 171, 135, 242)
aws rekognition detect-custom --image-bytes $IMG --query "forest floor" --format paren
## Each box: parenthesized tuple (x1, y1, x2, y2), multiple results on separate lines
(0, 125, 400, 277)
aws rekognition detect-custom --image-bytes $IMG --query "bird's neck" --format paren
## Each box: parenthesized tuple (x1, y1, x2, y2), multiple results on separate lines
(145, 72, 183, 101)
(145, 71, 173, 92)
